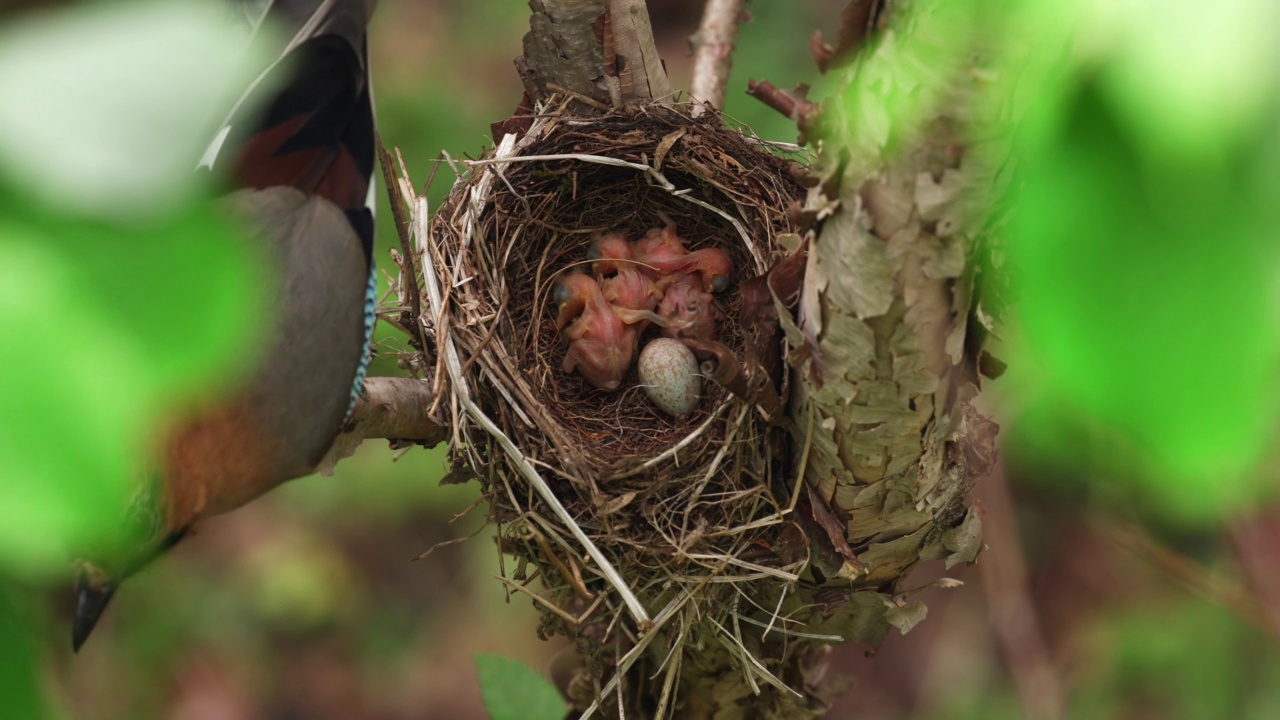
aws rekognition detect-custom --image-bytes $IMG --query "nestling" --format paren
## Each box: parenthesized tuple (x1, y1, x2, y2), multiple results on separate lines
(554, 273, 663, 391)
(658, 275, 720, 342)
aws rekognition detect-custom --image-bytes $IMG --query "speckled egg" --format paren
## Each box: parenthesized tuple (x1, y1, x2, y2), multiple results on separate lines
(638, 338, 702, 416)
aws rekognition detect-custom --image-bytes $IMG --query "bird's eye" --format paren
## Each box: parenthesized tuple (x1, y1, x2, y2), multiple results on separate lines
(711, 276, 730, 293)
(587, 244, 602, 261)
(553, 283, 571, 306)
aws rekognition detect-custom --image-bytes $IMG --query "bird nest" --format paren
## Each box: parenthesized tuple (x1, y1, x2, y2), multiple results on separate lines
(419, 102, 807, 705)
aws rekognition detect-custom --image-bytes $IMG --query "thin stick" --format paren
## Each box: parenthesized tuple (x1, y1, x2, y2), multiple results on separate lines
(978, 459, 1065, 720)
(376, 134, 423, 343)
(1104, 519, 1280, 641)
(690, 0, 746, 113)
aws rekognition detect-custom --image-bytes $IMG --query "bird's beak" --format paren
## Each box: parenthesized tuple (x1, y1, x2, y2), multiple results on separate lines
(72, 563, 117, 652)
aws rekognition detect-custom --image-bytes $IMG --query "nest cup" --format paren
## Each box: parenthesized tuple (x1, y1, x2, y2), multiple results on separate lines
(427, 103, 805, 674)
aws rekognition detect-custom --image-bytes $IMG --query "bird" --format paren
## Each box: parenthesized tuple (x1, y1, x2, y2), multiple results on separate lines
(675, 246, 734, 294)
(600, 266, 661, 315)
(554, 273, 662, 391)
(71, 0, 379, 651)
(632, 223, 734, 293)
(632, 223, 690, 277)
(589, 232, 662, 316)
(587, 231, 634, 275)
(657, 275, 720, 342)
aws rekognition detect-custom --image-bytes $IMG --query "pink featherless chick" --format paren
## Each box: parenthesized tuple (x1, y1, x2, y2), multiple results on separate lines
(587, 232, 634, 275)
(657, 275, 721, 342)
(633, 222, 734, 293)
(632, 223, 690, 279)
(601, 266, 662, 315)
(554, 273, 663, 390)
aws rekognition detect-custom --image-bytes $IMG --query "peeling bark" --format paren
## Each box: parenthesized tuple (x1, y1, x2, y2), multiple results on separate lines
(515, 0, 671, 112)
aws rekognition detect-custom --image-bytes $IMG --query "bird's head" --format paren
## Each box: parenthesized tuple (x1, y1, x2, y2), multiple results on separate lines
(587, 232, 633, 275)
(682, 247, 734, 293)
(71, 477, 186, 651)
(553, 273, 604, 330)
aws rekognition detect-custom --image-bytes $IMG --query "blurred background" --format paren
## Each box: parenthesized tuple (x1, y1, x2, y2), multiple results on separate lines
(3, 0, 1280, 718)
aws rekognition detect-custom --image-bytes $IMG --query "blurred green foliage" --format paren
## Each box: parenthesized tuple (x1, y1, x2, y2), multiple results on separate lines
(0, 589, 43, 720)
(829, 0, 978, 166)
(990, 0, 1280, 523)
(0, 2, 273, 716)
(1075, 599, 1280, 720)
(0, 0, 268, 577)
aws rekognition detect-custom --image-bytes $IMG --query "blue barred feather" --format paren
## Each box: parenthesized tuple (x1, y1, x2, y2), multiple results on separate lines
(345, 260, 377, 421)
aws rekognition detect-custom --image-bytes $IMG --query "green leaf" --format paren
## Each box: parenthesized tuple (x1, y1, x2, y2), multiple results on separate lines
(0, 0, 268, 218)
(0, 589, 46, 720)
(829, 0, 979, 165)
(1001, 64, 1280, 522)
(474, 654, 567, 720)
(0, 0, 269, 575)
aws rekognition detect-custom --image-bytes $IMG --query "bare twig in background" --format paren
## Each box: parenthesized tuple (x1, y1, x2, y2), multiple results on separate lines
(978, 459, 1066, 720)
(1103, 519, 1280, 641)
(811, 0, 882, 73)
(745, 79, 819, 139)
(689, 0, 746, 114)
(1227, 512, 1280, 634)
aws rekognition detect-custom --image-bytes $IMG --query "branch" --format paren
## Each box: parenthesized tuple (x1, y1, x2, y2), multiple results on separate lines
(1104, 520, 1280, 641)
(517, 0, 610, 110)
(978, 460, 1065, 720)
(376, 134, 423, 351)
(811, 0, 882, 73)
(607, 0, 673, 103)
(689, 0, 746, 112)
(318, 376, 447, 473)
(515, 0, 672, 111)
(745, 79, 819, 139)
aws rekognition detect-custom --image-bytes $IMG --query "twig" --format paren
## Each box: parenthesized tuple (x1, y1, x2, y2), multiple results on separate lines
(376, 133, 423, 348)
(1227, 513, 1280, 635)
(811, 0, 882, 73)
(690, 0, 746, 114)
(977, 458, 1065, 720)
(318, 376, 448, 473)
(745, 79, 819, 133)
(344, 377, 446, 441)
(1103, 519, 1280, 641)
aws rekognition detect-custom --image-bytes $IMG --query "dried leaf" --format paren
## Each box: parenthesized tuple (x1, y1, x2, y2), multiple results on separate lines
(806, 484, 867, 577)
(941, 504, 983, 568)
(682, 338, 784, 421)
(652, 126, 686, 172)
(491, 91, 535, 142)
(597, 490, 638, 515)
(883, 600, 927, 634)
